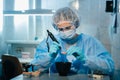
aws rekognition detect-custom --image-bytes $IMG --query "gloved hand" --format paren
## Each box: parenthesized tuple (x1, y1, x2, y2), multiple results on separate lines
(49, 41, 61, 58)
(67, 46, 85, 61)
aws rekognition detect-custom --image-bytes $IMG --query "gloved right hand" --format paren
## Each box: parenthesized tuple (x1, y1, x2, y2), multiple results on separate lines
(67, 46, 85, 61)
(49, 41, 61, 58)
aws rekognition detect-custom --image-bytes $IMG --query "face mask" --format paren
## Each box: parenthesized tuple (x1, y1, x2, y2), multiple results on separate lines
(59, 29, 76, 39)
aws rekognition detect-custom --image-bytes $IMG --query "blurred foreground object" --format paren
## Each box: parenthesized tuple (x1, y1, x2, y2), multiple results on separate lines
(2, 55, 23, 80)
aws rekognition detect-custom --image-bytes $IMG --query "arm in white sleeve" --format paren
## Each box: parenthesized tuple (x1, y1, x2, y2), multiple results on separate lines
(84, 52, 114, 74)
(30, 40, 53, 71)
(84, 37, 114, 74)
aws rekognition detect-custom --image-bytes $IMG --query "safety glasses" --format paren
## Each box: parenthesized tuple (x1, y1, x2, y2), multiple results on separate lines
(58, 26, 73, 31)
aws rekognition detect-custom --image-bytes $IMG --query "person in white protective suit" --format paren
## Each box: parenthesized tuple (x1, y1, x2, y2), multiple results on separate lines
(30, 7, 114, 76)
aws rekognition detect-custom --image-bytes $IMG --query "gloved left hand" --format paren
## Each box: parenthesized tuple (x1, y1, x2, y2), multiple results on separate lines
(67, 46, 85, 61)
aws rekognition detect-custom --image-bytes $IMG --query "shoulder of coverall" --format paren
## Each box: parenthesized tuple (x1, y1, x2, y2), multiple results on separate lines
(77, 33, 93, 41)
(78, 33, 104, 47)
(81, 33, 110, 53)
(79, 33, 98, 42)
(36, 39, 47, 48)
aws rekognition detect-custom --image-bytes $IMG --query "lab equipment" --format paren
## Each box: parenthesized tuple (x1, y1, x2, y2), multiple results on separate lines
(55, 62, 71, 76)
(47, 30, 59, 44)
(47, 30, 61, 58)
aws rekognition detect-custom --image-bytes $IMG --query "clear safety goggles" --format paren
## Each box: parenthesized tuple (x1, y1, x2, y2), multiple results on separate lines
(56, 21, 75, 31)
(58, 26, 74, 31)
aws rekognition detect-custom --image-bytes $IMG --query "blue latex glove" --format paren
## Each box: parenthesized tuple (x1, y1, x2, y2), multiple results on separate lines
(49, 41, 61, 58)
(67, 46, 85, 61)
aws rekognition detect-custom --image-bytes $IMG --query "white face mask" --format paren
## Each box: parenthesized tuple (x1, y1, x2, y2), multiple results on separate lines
(59, 29, 76, 39)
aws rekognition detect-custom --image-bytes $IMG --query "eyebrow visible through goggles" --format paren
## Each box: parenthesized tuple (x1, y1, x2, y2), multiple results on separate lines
(58, 26, 72, 31)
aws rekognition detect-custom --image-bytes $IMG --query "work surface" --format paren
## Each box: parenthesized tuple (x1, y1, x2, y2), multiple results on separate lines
(23, 73, 110, 80)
